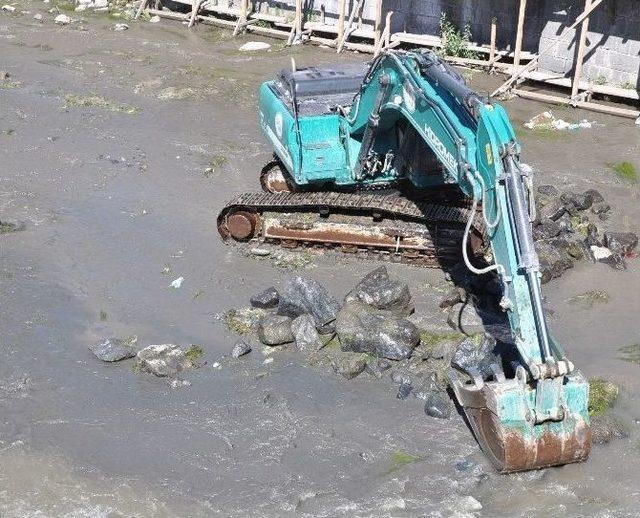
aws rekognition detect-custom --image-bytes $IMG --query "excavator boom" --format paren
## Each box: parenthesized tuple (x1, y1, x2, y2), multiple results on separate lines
(218, 50, 591, 471)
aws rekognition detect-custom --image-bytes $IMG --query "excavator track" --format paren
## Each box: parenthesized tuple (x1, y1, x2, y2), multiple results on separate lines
(217, 190, 486, 267)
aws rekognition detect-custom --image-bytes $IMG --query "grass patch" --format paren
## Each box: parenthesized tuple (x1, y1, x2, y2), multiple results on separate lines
(567, 290, 610, 308)
(322, 335, 341, 350)
(204, 154, 228, 177)
(617, 343, 640, 365)
(185, 344, 204, 363)
(419, 329, 464, 350)
(64, 94, 141, 115)
(0, 80, 22, 90)
(53, 0, 76, 12)
(386, 450, 423, 475)
(99, 310, 108, 321)
(588, 377, 619, 416)
(223, 307, 264, 335)
(0, 221, 21, 233)
(272, 250, 315, 270)
(1, 129, 15, 136)
(607, 161, 638, 183)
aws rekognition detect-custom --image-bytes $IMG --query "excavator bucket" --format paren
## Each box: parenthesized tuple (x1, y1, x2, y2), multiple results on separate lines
(450, 368, 591, 473)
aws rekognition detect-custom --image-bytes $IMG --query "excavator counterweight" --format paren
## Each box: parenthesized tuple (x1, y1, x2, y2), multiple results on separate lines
(217, 49, 591, 472)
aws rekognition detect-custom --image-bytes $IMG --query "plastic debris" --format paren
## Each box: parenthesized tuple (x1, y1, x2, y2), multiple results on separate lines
(524, 111, 595, 131)
(590, 245, 612, 261)
(170, 276, 184, 289)
(239, 41, 271, 52)
(54, 13, 71, 24)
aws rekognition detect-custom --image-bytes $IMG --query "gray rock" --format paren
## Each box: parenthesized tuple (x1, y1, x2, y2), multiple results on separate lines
(538, 198, 566, 221)
(390, 370, 411, 385)
(364, 362, 383, 378)
(439, 287, 465, 309)
(136, 344, 188, 377)
(591, 202, 611, 215)
(291, 314, 324, 352)
(599, 253, 627, 270)
(565, 241, 586, 260)
(585, 223, 602, 246)
(533, 219, 561, 240)
(585, 189, 604, 204)
(451, 334, 497, 379)
(231, 341, 252, 358)
(537, 184, 559, 197)
(365, 358, 392, 378)
(89, 336, 137, 362)
(250, 287, 279, 309)
(396, 380, 413, 400)
(330, 351, 367, 379)
(335, 301, 419, 360)
(258, 314, 294, 345)
(561, 192, 592, 211)
(345, 266, 412, 315)
(537, 241, 574, 283)
(277, 276, 340, 327)
(603, 232, 638, 255)
(424, 391, 452, 419)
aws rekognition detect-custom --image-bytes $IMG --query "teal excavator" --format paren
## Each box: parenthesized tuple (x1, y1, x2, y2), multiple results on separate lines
(217, 50, 591, 472)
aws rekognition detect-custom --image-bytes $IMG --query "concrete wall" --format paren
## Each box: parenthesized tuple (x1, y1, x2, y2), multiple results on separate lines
(536, 0, 640, 89)
(243, 0, 639, 89)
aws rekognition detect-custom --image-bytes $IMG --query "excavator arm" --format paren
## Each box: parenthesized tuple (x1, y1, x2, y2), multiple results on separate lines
(344, 50, 590, 472)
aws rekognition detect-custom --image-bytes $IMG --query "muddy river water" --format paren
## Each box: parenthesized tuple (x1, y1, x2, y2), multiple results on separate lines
(1, 4, 639, 517)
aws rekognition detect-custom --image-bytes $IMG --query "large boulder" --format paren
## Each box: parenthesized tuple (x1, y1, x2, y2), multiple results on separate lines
(89, 336, 136, 362)
(136, 344, 191, 377)
(536, 241, 574, 283)
(335, 300, 419, 360)
(277, 276, 340, 328)
(345, 266, 412, 315)
(330, 351, 367, 379)
(258, 314, 294, 345)
(451, 334, 498, 379)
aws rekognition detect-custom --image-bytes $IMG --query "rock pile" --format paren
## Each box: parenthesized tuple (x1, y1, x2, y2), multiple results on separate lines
(89, 336, 204, 387)
(533, 185, 637, 282)
(228, 267, 501, 420)
(250, 268, 420, 361)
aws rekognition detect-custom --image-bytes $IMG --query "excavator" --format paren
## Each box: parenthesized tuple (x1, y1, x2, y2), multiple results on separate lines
(217, 49, 591, 473)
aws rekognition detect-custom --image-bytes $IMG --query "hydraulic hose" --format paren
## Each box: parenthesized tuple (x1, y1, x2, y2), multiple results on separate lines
(472, 170, 501, 229)
(462, 170, 504, 276)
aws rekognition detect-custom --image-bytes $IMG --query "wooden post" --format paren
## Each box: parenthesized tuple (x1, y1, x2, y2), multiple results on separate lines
(489, 17, 497, 64)
(513, 0, 527, 72)
(134, 0, 150, 19)
(384, 10, 392, 47)
(337, 0, 346, 45)
(188, 0, 202, 27)
(233, 0, 248, 35)
(373, 0, 383, 48)
(295, 0, 302, 34)
(320, 4, 325, 24)
(571, 0, 592, 99)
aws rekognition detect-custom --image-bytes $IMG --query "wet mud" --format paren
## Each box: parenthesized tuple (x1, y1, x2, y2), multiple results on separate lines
(1, 5, 639, 517)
